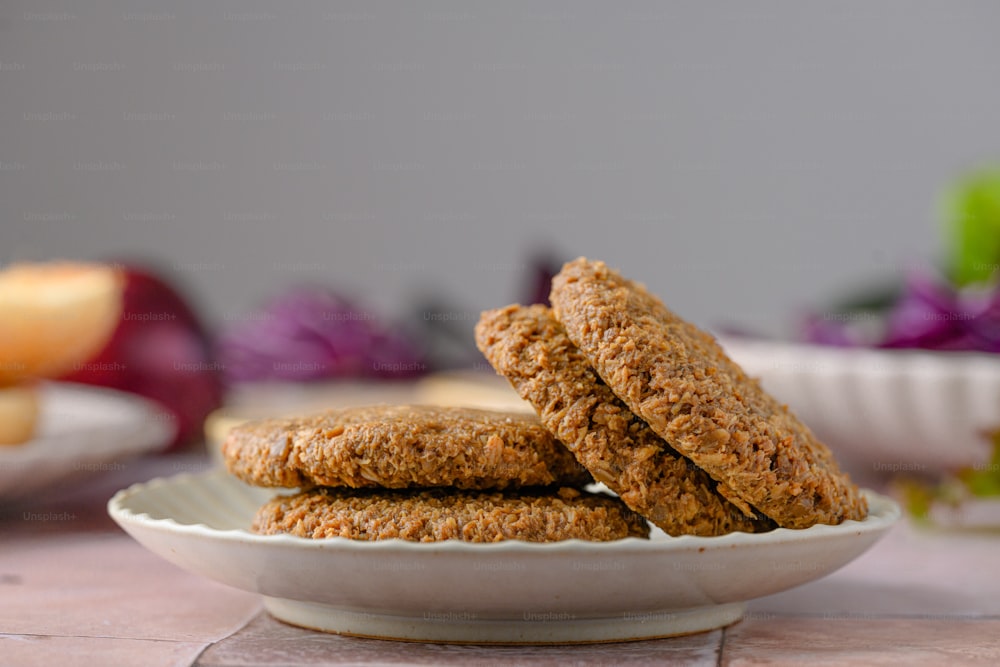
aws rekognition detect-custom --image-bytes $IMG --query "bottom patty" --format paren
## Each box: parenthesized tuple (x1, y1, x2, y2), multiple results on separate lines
(252, 487, 650, 542)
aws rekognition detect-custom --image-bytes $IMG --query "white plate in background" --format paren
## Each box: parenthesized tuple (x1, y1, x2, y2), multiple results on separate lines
(0, 383, 175, 502)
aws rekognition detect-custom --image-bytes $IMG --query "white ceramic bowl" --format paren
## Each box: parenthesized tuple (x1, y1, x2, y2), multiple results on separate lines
(721, 338, 1000, 477)
(108, 470, 898, 644)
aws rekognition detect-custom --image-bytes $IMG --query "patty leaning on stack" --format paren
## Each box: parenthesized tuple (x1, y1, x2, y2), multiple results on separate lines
(223, 405, 650, 542)
(222, 257, 867, 542)
(477, 258, 867, 532)
(475, 304, 773, 537)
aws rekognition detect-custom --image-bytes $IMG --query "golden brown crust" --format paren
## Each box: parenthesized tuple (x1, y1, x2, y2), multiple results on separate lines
(252, 486, 650, 542)
(550, 258, 868, 529)
(223, 404, 592, 490)
(475, 304, 772, 536)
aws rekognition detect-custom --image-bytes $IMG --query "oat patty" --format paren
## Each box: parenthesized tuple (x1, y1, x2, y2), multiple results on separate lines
(223, 404, 592, 490)
(475, 304, 773, 536)
(550, 258, 868, 529)
(252, 486, 649, 542)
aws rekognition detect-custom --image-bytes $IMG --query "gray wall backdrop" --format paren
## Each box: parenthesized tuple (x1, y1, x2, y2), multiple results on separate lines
(3, 1, 999, 338)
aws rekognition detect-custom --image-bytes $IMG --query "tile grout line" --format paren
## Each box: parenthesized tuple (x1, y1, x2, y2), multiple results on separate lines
(190, 640, 214, 667)
(190, 611, 264, 667)
(749, 613, 1000, 621)
(717, 625, 727, 667)
(0, 632, 200, 643)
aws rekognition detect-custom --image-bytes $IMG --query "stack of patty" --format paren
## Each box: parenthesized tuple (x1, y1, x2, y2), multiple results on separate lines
(223, 404, 650, 542)
(224, 257, 867, 542)
(474, 257, 868, 534)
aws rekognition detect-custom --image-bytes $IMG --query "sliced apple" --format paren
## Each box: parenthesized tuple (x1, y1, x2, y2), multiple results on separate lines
(0, 262, 124, 384)
(0, 382, 39, 445)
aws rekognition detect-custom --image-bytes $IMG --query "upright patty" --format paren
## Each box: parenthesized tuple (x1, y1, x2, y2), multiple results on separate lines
(223, 404, 592, 490)
(252, 486, 649, 542)
(476, 304, 772, 536)
(550, 258, 868, 529)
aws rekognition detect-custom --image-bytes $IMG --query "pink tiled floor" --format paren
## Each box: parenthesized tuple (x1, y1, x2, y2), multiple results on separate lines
(721, 617, 1000, 666)
(198, 613, 724, 666)
(3, 453, 999, 666)
(2, 534, 261, 642)
(0, 636, 208, 667)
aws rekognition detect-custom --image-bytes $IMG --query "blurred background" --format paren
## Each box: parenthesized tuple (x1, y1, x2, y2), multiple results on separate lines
(4, 1, 999, 336)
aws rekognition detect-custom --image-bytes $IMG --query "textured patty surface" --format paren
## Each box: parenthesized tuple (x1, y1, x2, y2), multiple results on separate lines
(550, 258, 868, 529)
(252, 486, 650, 542)
(475, 304, 772, 536)
(223, 404, 592, 490)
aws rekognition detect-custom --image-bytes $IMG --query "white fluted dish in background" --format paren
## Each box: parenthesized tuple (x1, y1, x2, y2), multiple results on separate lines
(720, 338, 1000, 475)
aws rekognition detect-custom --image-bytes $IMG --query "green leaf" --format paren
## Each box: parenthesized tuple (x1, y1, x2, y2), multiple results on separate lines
(956, 430, 1000, 498)
(895, 478, 935, 521)
(943, 166, 1000, 287)
(890, 433, 1000, 522)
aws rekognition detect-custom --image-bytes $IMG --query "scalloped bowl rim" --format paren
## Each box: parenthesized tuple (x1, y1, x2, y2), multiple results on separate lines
(719, 336, 1000, 372)
(108, 469, 900, 553)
